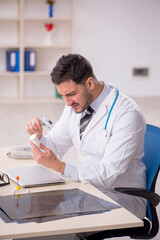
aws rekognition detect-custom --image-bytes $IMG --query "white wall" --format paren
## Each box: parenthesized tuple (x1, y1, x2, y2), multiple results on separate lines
(74, 0, 160, 96)
(1, 0, 160, 98)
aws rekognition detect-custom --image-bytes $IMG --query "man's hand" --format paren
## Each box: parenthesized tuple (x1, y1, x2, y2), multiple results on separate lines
(25, 118, 43, 139)
(30, 141, 65, 174)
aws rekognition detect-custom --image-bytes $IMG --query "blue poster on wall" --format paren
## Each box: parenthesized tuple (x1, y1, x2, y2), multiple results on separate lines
(6, 50, 20, 72)
(25, 51, 36, 71)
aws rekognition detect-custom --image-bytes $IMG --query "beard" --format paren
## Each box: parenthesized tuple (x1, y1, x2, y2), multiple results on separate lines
(71, 91, 93, 114)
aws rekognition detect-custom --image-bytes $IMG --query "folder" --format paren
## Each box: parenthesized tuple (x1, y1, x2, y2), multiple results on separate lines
(6, 50, 19, 72)
(25, 50, 36, 71)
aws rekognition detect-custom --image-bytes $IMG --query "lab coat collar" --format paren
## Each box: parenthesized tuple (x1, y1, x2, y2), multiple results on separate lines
(90, 82, 110, 113)
(81, 85, 118, 141)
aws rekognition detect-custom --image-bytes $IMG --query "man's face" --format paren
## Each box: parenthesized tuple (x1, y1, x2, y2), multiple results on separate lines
(56, 79, 93, 113)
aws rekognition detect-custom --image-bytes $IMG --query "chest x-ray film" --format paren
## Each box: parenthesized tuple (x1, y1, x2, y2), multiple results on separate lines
(0, 188, 120, 223)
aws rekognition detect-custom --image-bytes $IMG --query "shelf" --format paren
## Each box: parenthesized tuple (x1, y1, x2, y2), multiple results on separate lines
(0, 0, 74, 100)
(0, 71, 51, 77)
(0, 71, 20, 76)
(0, 17, 20, 21)
(24, 45, 72, 49)
(24, 71, 50, 76)
(0, 45, 19, 48)
(24, 17, 72, 21)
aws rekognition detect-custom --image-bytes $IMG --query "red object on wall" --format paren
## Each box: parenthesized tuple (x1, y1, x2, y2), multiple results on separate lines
(44, 23, 54, 32)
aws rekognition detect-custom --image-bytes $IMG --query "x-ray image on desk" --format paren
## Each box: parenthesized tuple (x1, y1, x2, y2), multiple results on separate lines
(0, 188, 120, 223)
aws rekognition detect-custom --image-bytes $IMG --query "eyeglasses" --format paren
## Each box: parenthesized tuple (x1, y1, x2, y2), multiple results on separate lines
(0, 174, 10, 187)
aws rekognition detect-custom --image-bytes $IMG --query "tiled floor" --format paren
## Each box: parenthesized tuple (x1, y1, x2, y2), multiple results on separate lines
(0, 96, 159, 240)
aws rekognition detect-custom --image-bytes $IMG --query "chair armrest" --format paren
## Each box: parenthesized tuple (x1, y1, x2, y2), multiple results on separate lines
(114, 188, 160, 207)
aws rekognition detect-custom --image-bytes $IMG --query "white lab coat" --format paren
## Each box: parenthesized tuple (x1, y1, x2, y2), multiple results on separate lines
(41, 84, 146, 194)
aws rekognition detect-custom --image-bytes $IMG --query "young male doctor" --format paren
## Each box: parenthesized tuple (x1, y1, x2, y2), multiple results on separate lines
(26, 53, 146, 196)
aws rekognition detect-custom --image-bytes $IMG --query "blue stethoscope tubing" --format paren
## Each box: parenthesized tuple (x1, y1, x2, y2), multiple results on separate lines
(104, 89, 119, 130)
(69, 88, 119, 131)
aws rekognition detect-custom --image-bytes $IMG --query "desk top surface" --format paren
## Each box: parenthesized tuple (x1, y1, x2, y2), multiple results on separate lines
(0, 148, 143, 239)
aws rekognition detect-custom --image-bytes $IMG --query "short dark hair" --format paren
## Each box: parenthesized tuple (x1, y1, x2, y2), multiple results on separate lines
(50, 54, 96, 85)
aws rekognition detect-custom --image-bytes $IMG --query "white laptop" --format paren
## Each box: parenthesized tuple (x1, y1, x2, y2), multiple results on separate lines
(1, 165, 65, 187)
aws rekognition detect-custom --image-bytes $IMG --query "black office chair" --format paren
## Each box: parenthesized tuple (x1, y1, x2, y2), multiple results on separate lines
(81, 124, 160, 240)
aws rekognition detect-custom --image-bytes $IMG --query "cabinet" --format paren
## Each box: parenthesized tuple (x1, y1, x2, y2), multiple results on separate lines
(0, 0, 74, 100)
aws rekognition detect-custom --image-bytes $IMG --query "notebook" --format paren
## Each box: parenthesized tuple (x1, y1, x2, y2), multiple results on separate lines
(1, 165, 65, 187)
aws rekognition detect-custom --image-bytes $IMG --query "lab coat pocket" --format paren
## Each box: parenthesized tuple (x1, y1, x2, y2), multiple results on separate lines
(93, 129, 110, 157)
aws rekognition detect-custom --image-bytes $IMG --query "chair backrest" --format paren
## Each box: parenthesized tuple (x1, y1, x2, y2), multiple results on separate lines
(142, 124, 160, 191)
(142, 124, 160, 222)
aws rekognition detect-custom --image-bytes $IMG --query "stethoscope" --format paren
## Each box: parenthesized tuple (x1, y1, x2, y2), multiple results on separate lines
(45, 89, 119, 137)
(104, 89, 119, 130)
(65, 88, 119, 138)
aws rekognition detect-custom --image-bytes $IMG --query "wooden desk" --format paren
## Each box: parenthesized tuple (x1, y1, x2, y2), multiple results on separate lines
(0, 148, 143, 239)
